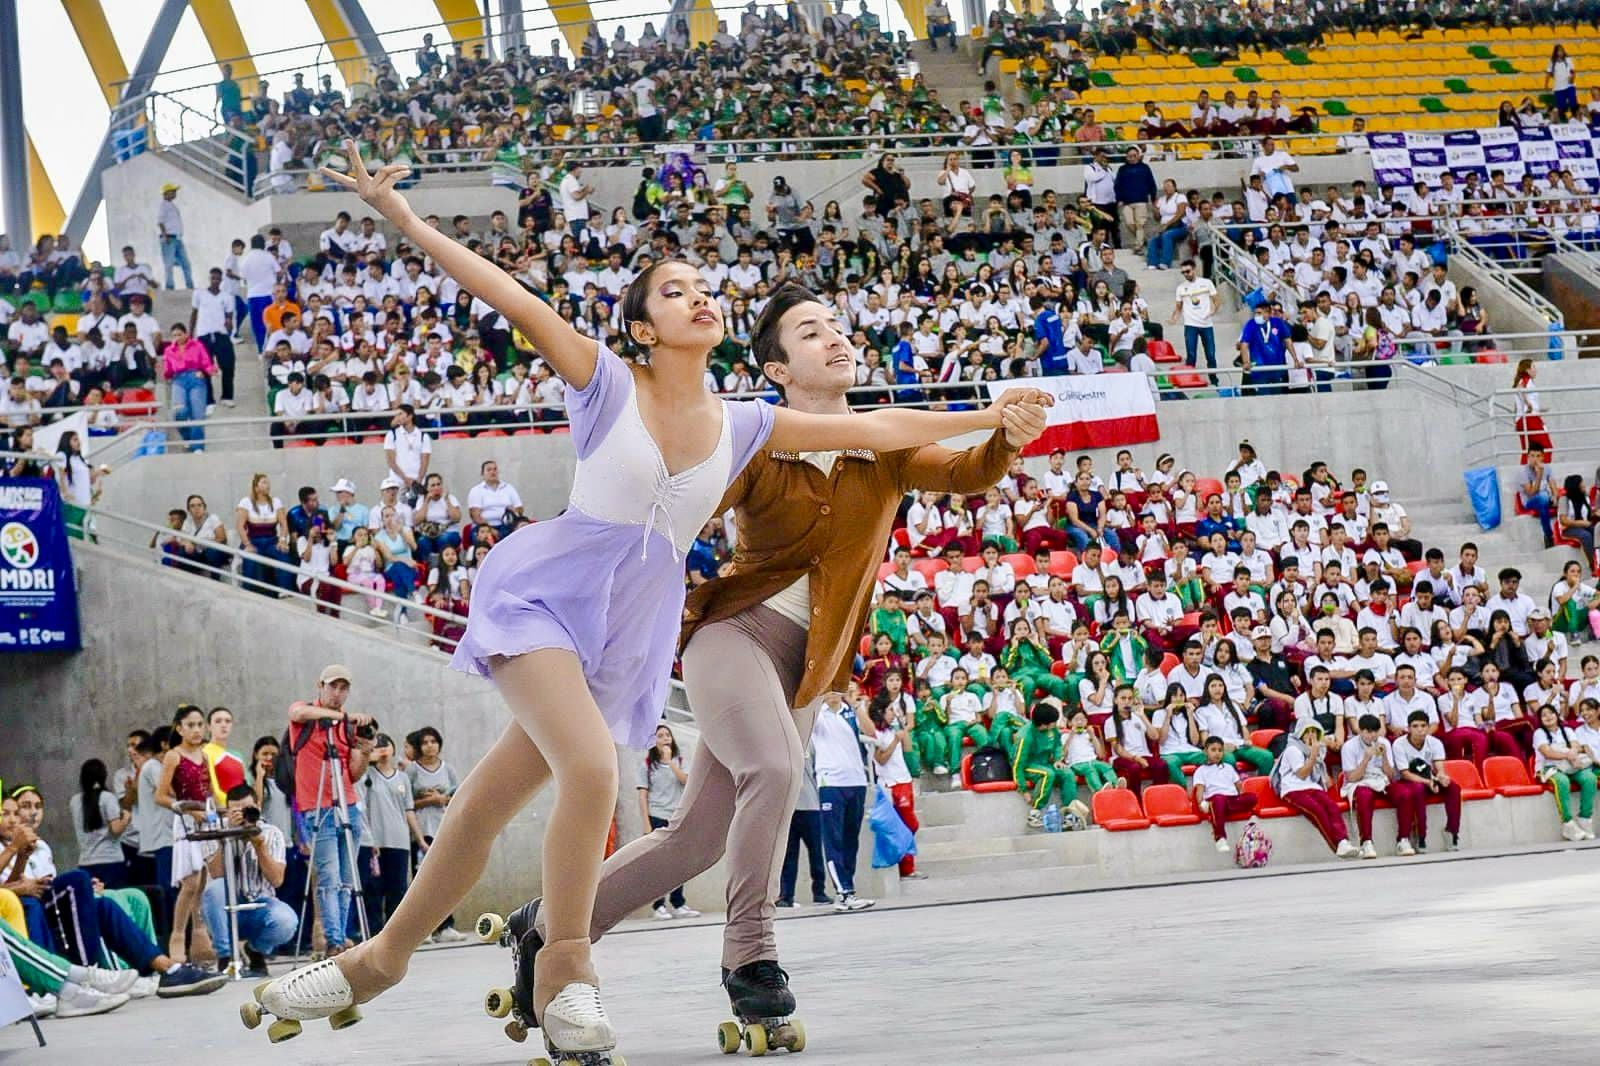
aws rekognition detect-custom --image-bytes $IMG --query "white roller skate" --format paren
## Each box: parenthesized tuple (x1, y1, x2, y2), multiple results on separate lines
(238, 957, 362, 1043)
(530, 938, 624, 1066)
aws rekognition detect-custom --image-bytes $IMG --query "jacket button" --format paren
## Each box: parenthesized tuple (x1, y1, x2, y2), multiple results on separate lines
(807, 660, 816, 668)
(813, 606, 822, 616)
(810, 556, 821, 565)
(819, 505, 831, 515)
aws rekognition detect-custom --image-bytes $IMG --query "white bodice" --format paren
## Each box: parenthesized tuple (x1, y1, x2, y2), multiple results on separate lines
(568, 382, 734, 560)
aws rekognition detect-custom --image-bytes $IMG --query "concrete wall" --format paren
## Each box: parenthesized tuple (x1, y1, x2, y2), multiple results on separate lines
(1450, 250, 1556, 345)
(0, 540, 685, 923)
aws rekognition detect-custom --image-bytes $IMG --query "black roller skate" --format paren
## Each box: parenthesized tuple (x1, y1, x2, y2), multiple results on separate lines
(717, 960, 805, 1056)
(476, 898, 544, 1044)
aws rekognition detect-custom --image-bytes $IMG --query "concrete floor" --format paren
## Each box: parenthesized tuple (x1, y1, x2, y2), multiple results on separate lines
(6, 849, 1600, 1065)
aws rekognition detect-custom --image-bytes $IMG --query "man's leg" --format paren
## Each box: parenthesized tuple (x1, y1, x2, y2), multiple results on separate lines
(798, 811, 828, 902)
(244, 899, 300, 956)
(1440, 781, 1463, 837)
(817, 786, 852, 895)
(311, 809, 348, 948)
(838, 786, 866, 891)
(778, 815, 804, 903)
(1352, 786, 1376, 843)
(564, 613, 806, 972)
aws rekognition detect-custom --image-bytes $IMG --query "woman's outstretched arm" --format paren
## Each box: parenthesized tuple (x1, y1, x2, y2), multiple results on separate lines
(320, 141, 599, 388)
(766, 388, 1051, 455)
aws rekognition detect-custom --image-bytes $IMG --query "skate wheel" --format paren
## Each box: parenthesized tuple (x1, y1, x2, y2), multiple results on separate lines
(240, 1001, 263, 1030)
(477, 912, 507, 943)
(485, 987, 514, 1019)
(613, 1057, 627, 1066)
(530, 1059, 552, 1066)
(745, 1025, 770, 1056)
(266, 1018, 302, 1043)
(717, 1021, 743, 1054)
(329, 1004, 362, 1030)
(505, 1018, 529, 1042)
(785, 1020, 806, 1053)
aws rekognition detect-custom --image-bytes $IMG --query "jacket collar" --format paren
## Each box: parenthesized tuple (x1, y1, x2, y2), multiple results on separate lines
(767, 448, 878, 463)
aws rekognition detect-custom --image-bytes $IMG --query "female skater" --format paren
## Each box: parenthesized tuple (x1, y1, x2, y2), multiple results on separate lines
(252, 144, 1051, 1063)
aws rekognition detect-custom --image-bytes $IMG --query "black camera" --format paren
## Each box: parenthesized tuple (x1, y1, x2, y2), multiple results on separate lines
(242, 805, 261, 825)
(355, 720, 378, 741)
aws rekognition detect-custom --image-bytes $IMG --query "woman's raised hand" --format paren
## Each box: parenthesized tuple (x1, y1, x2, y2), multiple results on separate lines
(320, 139, 413, 220)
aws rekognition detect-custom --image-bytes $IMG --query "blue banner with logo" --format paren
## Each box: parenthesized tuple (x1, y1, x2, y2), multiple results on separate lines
(0, 478, 81, 652)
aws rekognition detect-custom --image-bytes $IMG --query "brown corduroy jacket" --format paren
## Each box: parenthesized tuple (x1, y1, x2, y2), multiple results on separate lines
(681, 430, 1019, 709)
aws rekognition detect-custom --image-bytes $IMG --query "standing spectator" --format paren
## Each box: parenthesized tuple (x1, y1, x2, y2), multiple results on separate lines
(868, 704, 922, 880)
(1237, 301, 1289, 395)
(406, 726, 464, 942)
(160, 323, 216, 451)
(1114, 146, 1157, 253)
(813, 693, 874, 913)
(155, 184, 193, 291)
(1171, 259, 1218, 371)
(1273, 719, 1359, 858)
(1545, 44, 1580, 122)
(153, 704, 217, 962)
(466, 460, 524, 542)
(189, 267, 237, 408)
(383, 404, 433, 498)
(1512, 359, 1552, 462)
(199, 784, 298, 978)
(360, 734, 425, 935)
(56, 430, 102, 539)
(777, 749, 829, 909)
(69, 759, 131, 887)
(215, 62, 243, 123)
(1084, 147, 1119, 247)
(239, 235, 282, 349)
(557, 164, 594, 239)
(235, 472, 295, 596)
(637, 725, 700, 919)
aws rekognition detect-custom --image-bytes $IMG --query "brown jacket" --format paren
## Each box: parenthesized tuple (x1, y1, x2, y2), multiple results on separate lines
(682, 431, 1018, 709)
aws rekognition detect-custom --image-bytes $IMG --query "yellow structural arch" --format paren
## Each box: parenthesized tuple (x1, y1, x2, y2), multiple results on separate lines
(302, 0, 374, 86)
(189, 0, 260, 81)
(432, 0, 486, 46)
(547, 0, 599, 58)
(27, 134, 67, 238)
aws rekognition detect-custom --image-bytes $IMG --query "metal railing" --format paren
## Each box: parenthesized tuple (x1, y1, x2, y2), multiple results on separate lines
(1464, 382, 1600, 470)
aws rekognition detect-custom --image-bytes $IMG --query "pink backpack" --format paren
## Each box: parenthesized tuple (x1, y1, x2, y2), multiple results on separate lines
(1234, 819, 1272, 868)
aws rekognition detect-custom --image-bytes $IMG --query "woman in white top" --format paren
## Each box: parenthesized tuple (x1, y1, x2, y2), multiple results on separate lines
(1194, 673, 1273, 774)
(1269, 589, 1316, 660)
(868, 705, 922, 879)
(976, 487, 1017, 551)
(298, 522, 337, 612)
(1512, 358, 1552, 462)
(1532, 703, 1596, 839)
(1546, 44, 1580, 121)
(1077, 651, 1116, 721)
(1106, 683, 1171, 795)
(1153, 682, 1206, 784)
(235, 472, 295, 594)
(1272, 719, 1359, 857)
(55, 430, 103, 538)
(1550, 560, 1600, 641)
(935, 152, 976, 216)
(1170, 470, 1199, 535)
(1208, 640, 1255, 710)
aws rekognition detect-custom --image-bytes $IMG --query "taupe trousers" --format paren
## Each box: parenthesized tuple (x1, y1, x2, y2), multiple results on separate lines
(584, 605, 813, 971)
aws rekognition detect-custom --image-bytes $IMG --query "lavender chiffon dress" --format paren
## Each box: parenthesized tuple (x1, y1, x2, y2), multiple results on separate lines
(450, 343, 775, 748)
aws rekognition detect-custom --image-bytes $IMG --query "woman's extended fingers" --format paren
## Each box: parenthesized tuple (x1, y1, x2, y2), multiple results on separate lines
(320, 166, 357, 188)
(343, 139, 372, 181)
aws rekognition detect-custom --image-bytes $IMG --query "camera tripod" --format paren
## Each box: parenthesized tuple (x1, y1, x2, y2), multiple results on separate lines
(292, 719, 370, 963)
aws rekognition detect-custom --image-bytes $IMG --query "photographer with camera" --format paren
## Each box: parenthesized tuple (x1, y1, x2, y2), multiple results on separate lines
(288, 664, 375, 958)
(200, 784, 298, 977)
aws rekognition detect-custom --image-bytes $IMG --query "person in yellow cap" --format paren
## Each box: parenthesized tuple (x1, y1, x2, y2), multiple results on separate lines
(157, 183, 193, 290)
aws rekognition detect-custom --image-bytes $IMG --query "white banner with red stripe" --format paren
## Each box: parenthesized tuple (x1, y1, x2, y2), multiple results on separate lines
(986, 373, 1159, 456)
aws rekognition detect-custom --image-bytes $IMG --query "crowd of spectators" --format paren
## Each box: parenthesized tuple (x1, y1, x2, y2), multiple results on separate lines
(1, 703, 461, 1019)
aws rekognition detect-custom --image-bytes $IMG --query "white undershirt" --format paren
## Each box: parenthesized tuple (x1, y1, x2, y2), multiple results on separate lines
(761, 451, 841, 628)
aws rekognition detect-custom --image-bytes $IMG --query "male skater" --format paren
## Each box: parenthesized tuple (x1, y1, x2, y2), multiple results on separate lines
(505, 283, 1047, 1040)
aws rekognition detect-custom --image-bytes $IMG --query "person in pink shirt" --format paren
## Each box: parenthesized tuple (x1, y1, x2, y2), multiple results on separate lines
(160, 322, 217, 451)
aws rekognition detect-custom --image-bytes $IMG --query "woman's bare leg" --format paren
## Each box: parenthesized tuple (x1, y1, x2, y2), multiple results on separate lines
(336, 717, 552, 998)
(169, 872, 210, 962)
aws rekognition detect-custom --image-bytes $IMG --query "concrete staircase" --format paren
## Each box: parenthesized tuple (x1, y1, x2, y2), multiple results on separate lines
(914, 35, 984, 105)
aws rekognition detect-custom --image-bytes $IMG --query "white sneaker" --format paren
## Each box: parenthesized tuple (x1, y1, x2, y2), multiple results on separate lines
(431, 926, 466, 943)
(541, 982, 616, 1054)
(54, 982, 129, 1018)
(1215, 837, 1231, 853)
(1579, 817, 1595, 838)
(1562, 820, 1585, 841)
(1026, 809, 1044, 829)
(1335, 840, 1360, 859)
(80, 966, 140, 995)
(932, 765, 949, 775)
(674, 906, 702, 918)
(1360, 841, 1378, 860)
(129, 975, 159, 999)
(1396, 839, 1416, 857)
(653, 905, 675, 920)
(370, 605, 388, 618)
(222, 399, 237, 408)
(27, 993, 56, 1017)
(845, 894, 876, 911)
(205, 404, 216, 416)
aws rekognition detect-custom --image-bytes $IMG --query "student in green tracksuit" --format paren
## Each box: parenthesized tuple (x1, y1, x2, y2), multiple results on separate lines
(984, 668, 1031, 760)
(1001, 618, 1071, 701)
(0, 916, 129, 1012)
(869, 589, 910, 655)
(938, 668, 990, 767)
(1062, 706, 1121, 792)
(1013, 703, 1078, 827)
(1100, 613, 1149, 685)
(1153, 682, 1208, 784)
(910, 679, 951, 774)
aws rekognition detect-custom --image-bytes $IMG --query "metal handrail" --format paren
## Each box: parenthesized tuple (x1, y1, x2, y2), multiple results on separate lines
(80, 504, 468, 652)
(1448, 235, 1565, 326)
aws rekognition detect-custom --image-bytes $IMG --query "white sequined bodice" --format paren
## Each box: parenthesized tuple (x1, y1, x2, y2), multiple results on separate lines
(568, 382, 734, 559)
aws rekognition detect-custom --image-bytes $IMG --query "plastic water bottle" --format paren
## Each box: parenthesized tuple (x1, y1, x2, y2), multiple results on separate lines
(1043, 803, 1063, 833)
(204, 798, 220, 832)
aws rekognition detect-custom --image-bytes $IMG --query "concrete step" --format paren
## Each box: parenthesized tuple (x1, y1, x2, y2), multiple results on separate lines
(911, 847, 1063, 879)
(873, 860, 1102, 900)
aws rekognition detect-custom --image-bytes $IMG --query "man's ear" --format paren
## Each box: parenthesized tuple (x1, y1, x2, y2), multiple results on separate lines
(762, 360, 793, 389)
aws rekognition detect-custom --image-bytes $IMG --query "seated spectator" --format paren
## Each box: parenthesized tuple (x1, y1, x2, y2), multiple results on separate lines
(1391, 710, 1463, 853)
(1272, 719, 1359, 858)
(1339, 713, 1404, 860)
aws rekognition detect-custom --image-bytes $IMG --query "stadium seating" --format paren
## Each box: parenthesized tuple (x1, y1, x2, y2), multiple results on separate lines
(1141, 783, 1202, 826)
(1482, 756, 1546, 797)
(1090, 787, 1151, 831)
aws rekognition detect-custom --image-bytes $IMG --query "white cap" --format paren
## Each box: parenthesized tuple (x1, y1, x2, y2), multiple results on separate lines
(380, 474, 403, 490)
(330, 477, 357, 495)
(1370, 480, 1389, 496)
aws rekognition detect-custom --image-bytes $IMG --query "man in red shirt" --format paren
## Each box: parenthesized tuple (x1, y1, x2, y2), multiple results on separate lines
(288, 663, 374, 956)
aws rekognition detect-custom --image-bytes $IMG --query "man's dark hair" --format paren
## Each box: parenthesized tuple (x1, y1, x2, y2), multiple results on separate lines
(226, 783, 255, 804)
(751, 282, 827, 402)
(298, 486, 317, 504)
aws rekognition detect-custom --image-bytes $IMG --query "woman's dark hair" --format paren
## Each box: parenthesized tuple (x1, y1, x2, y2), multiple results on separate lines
(750, 282, 826, 401)
(252, 734, 279, 761)
(646, 724, 680, 767)
(416, 725, 444, 751)
(173, 702, 204, 727)
(618, 258, 678, 361)
(79, 758, 108, 833)
(1564, 474, 1588, 517)
(1200, 671, 1248, 734)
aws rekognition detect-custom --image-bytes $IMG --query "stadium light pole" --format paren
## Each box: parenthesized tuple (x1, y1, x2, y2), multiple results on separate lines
(0, 0, 31, 250)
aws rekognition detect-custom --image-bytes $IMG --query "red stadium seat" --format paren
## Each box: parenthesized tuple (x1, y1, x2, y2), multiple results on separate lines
(1238, 776, 1294, 817)
(1440, 760, 1494, 801)
(514, 429, 539, 436)
(1194, 478, 1225, 501)
(284, 439, 316, 448)
(960, 752, 1018, 794)
(961, 556, 984, 574)
(121, 387, 157, 416)
(1091, 788, 1151, 831)
(1473, 349, 1508, 365)
(1482, 756, 1544, 797)
(1159, 653, 1180, 676)
(323, 437, 355, 446)
(479, 429, 508, 437)
(1141, 784, 1201, 826)
(876, 562, 897, 581)
(1147, 339, 1181, 364)
(1249, 729, 1283, 750)
(439, 431, 471, 440)
(1002, 553, 1035, 577)
(1048, 550, 1077, 576)
(1167, 371, 1208, 391)
(910, 558, 947, 583)
(1050, 660, 1068, 678)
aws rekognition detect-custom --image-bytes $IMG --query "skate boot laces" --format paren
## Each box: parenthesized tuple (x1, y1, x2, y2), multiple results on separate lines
(746, 960, 790, 991)
(542, 982, 616, 1051)
(267, 958, 355, 1014)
